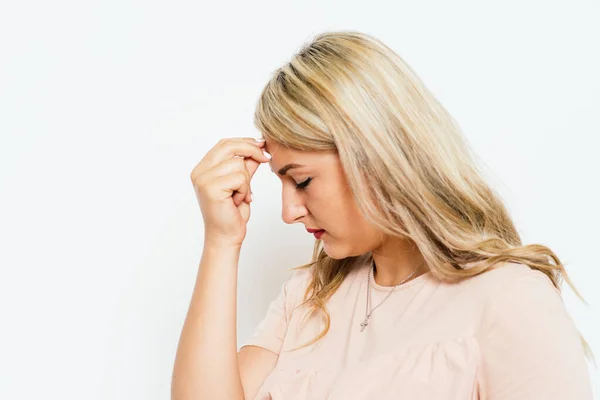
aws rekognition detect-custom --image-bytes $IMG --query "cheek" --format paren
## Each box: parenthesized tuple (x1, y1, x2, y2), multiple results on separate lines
(318, 196, 364, 232)
(310, 178, 361, 229)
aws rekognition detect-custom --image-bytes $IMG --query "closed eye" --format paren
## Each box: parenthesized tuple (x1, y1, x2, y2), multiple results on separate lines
(295, 177, 312, 190)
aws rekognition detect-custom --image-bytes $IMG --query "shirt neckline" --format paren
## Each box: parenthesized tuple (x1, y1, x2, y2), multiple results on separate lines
(365, 263, 433, 292)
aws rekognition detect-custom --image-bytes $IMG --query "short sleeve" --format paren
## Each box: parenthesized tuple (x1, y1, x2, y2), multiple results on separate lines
(240, 267, 312, 356)
(476, 268, 593, 399)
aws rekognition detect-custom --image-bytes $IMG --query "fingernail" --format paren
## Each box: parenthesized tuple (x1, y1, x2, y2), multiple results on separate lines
(263, 151, 272, 159)
(255, 138, 266, 142)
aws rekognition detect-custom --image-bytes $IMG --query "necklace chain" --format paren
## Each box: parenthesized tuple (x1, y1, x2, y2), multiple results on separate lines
(360, 260, 424, 332)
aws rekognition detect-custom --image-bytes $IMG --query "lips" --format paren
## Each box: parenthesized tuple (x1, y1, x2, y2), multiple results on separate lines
(306, 228, 325, 239)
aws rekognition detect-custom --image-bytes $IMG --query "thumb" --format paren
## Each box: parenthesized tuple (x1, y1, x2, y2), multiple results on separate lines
(244, 157, 261, 180)
(240, 157, 262, 204)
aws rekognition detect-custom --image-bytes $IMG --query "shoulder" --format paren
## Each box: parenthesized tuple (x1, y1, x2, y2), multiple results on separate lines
(473, 262, 584, 365)
(473, 261, 563, 318)
(286, 264, 314, 292)
(468, 260, 552, 286)
(470, 264, 592, 398)
(448, 261, 559, 305)
(432, 262, 566, 334)
(456, 261, 566, 330)
(280, 264, 315, 311)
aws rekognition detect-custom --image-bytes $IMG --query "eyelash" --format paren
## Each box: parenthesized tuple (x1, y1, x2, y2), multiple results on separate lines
(295, 177, 312, 190)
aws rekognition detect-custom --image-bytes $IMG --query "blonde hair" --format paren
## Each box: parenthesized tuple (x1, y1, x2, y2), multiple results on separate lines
(253, 30, 595, 364)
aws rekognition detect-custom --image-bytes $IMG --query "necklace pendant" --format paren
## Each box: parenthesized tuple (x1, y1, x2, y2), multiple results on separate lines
(360, 316, 369, 332)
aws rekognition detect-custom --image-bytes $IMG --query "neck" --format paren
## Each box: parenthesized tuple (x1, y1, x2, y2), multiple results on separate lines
(371, 236, 429, 287)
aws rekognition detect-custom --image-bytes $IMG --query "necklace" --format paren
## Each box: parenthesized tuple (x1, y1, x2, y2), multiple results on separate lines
(359, 259, 424, 332)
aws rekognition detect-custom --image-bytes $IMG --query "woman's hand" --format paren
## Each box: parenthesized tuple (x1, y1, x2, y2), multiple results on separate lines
(190, 137, 271, 248)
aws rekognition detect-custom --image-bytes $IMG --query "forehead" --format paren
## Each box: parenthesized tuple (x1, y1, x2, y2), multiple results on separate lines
(265, 141, 305, 174)
(264, 138, 293, 155)
(263, 138, 338, 173)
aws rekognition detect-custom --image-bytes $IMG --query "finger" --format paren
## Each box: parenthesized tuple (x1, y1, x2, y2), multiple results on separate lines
(204, 151, 266, 205)
(222, 152, 265, 204)
(244, 157, 262, 180)
(232, 172, 250, 207)
(239, 136, 266, 145)
(241, 157, 261, 203)
(241, 146, 270, 202)
(205, 157, 249, 183)
(204, 158, 251, 205)
(217, 172, 250, 206)
(236, 137, 267, 150)
(233, 183, 249, 206)
(203, 138, 269, 170)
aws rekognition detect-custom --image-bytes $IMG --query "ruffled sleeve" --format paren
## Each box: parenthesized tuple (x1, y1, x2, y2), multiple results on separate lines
(240, 266, 312, 356)
(475, 268, 593, 399)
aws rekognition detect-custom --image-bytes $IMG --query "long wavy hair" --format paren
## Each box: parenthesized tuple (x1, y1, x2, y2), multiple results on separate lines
(253, 30, 594, 364)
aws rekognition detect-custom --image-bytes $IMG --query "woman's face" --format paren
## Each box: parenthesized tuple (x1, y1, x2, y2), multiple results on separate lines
(264, 138, 383, 259)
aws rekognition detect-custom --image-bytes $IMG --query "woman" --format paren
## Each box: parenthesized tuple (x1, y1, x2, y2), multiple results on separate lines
(171, 31, 594, 399)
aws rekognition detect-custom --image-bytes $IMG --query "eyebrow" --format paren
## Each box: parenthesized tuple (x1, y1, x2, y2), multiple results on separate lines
(272, 163, 305, 176)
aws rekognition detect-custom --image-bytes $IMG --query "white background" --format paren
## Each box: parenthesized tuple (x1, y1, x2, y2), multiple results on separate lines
(1, 1, 598, 399)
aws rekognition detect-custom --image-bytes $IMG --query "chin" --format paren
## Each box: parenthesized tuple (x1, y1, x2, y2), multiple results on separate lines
(322, 241, 360, 260)
(322, 241, 342, 259)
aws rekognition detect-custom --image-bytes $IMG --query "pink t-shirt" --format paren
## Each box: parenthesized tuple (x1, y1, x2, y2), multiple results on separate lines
(240, 259, 593, 399)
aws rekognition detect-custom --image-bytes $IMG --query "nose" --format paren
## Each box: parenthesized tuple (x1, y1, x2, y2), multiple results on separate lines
(281, 185, 308, 224)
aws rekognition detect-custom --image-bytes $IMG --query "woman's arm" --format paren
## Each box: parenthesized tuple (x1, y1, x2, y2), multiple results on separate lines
(238, 345, 278, 399)
(171, 242, 245, 400)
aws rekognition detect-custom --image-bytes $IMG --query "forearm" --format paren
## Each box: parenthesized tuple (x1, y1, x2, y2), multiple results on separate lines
(171, 241, 244, 400)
